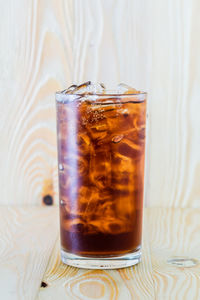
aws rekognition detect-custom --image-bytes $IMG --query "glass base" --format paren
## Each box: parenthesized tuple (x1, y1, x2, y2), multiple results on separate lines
(61, 248, 141, 269)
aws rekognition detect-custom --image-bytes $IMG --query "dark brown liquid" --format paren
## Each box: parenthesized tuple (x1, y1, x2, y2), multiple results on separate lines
(60, 209, 142, 256)
(57, 96, 146, 257)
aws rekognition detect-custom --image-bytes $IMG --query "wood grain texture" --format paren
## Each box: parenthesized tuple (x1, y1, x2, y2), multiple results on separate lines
(38, 232, 154, 300)
(147, 208, 200, 300)
(0, 206, 59, 300)
(0, 207, 199, 299)
(38, 208, 200, 300)
(0, 0, 75, 205)
(147, 0, 200, 207)
(1, 0, 200, 207)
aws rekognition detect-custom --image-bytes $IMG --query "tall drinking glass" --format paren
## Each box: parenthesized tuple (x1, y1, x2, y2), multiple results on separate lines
(56, 90, 147, 269)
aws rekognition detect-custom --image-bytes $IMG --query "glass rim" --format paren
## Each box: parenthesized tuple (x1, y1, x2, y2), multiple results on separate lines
(55, 91, 147, 103)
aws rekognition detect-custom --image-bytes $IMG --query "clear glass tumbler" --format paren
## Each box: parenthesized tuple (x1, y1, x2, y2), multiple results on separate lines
(56, 90, 147, 269)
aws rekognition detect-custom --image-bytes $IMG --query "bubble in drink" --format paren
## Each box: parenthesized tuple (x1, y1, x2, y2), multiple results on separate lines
(56, 82, 146, 257)
(112, 134, 124, 143)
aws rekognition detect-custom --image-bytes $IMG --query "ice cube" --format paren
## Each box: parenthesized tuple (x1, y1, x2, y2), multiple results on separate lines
(93, 123, 107, 132)
(96, 201, 115, 218)
(115, 195, 135, 219)
(71, 82, 105, 95)
(86, 122, 108, 143)
(77, 133, 91, 154)
(117, 83, 140, 94)
(111, 152, 133, 183)
(71, 81, 92, 94)
(104, 219, 125, 234)
(89, 218, 126, 234)
(88, 83, 105, 94)
(89, 151, 111, 189)
(63, 219, 86, 232)
(62, 84, 77, 94)
(118, 138, 142, 159)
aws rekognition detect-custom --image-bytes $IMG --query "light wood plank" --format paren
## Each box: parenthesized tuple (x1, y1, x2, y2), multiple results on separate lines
(1, 0, 200, 207)
(0, 206, 58, 300)
(37, 240, 154, 300)
(147, 0, 200, 207)
(147, 208, 200, 300)
(0, 0, 75, 205)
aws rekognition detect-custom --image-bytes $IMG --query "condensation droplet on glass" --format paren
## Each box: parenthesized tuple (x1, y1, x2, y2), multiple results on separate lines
(60, 199, 65, 205)
(112, 134, 124, 143)
(167, 256, 198, 268)
(59, 163, 64, 171)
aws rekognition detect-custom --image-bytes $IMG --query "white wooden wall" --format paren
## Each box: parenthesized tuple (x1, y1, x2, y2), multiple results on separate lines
(1, 0, 200, 207)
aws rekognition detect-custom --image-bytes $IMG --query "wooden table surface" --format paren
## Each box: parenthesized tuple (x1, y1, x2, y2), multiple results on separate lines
(0, 207, 199, 300)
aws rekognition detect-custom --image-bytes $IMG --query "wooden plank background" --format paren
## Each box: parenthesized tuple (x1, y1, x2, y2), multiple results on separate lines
(1, 0, 200, 207)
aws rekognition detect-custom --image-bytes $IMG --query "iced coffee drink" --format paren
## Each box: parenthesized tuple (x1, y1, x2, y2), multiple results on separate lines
(56, 82, 147, 269)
